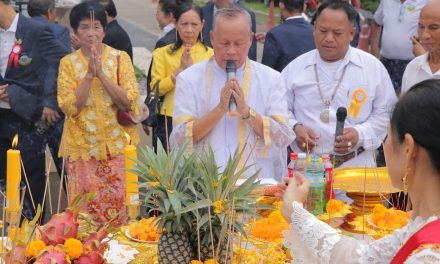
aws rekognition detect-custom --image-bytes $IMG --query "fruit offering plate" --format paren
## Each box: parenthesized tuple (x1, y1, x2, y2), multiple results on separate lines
(112, 227, 159, 264)
(124, 218, 161, 244)
(367, 204, 410, 233)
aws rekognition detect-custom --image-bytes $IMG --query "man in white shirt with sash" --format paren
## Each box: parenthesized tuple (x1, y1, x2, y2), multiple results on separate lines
(282, 1, 397, 171)
(171, 6, 294, 180)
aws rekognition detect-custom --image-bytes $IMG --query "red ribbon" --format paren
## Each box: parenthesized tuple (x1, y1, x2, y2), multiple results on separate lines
(7, 44, 22, 68)
(391, 218, 440, 263)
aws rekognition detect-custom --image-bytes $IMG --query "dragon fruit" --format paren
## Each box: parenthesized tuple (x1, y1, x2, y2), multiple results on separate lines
(82, 229, 108, 254)
(40, 210, 79, 246)
(34, 246, 68, 264)
(77, 252, 105, 264)
(5, 244, 26, 264)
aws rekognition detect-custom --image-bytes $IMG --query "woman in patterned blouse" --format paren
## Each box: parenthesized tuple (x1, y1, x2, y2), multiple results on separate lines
(57, 1, 139, 227)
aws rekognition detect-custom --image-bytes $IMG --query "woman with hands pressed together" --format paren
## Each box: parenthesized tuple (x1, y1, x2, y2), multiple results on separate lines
(57, 2, 139, 227)
(150, 3, 213, 150)
(278, 79, 440, 263)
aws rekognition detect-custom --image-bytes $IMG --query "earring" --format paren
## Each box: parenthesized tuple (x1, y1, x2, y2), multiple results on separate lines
(403, 166, 409, 195)
(200, 31, 203, 43)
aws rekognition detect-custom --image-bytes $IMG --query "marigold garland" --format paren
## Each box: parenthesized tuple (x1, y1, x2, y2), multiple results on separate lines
(250, 210, 289, 241)
(129, 217, 161, 241)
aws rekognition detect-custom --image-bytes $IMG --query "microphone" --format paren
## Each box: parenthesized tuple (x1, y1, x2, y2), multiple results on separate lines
(335, 107, 347, 142)
(226, 60, 237, 116)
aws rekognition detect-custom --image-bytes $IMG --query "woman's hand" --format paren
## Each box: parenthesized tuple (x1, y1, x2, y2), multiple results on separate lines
(92, 46, 104, 79)
(278, 173, 310, 223)
(180, 44, 193, 70)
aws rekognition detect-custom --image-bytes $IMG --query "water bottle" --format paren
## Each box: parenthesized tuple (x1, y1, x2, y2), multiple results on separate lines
(322, 154, 334, 202)
(287, 152, 298, 178)
(305, 156, 326, 215)
(294, 153, 307, 175)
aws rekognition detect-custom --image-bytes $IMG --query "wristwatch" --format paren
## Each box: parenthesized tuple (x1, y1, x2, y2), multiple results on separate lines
(242, 107, 257, 121)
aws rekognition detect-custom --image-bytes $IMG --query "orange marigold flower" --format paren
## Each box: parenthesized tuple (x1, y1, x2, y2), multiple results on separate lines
(25, 240, 46, 258)
(64, 238, 83, 260)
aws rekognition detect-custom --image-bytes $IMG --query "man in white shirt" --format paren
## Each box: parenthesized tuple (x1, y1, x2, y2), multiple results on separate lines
(401, 0, 440, 95)
(371, 0, 428, 95)
(282, 1, 396, 169)
(171, 6, 294, 180)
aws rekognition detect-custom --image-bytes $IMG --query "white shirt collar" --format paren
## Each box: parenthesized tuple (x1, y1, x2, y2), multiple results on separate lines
(163, 23, 175, 34)
(1, 13, 19, 33)
(419, 52, 440, 75)
(306, 47, 363, 69)
(285, 15, 303, 21)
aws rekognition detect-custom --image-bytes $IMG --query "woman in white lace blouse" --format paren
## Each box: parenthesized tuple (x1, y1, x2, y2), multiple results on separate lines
(278, 79, 440, 263)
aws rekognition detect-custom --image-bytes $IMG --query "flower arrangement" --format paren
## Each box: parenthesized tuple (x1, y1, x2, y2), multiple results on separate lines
(249, 209, 289, 242)
(4, 193, 111, 264)
(370, 204, 410, 230)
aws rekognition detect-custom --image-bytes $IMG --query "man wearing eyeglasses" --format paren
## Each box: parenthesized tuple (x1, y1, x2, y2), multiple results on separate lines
(371, 0, 428, 96)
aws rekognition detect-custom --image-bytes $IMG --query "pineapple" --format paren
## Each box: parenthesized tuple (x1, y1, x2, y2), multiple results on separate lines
(132, 142, 210, 264)
(188, 146, 272, 263)
(132, 142, 271, 264)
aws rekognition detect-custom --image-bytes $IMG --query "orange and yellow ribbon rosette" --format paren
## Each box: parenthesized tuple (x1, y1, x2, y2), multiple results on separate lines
(347, 89, 367, 119)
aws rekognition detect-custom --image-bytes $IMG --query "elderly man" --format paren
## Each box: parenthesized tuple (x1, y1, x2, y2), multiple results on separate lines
(282, 2, 396, 170)
(0, 0, 68, 219)
(171, 6, 294, 180)
(401, 0, 440, 95)
(371, 0, 428, 95)
(202, 0, 258, 61)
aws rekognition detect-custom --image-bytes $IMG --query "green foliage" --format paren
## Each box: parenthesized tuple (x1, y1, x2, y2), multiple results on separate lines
(132, 141, 272, 252)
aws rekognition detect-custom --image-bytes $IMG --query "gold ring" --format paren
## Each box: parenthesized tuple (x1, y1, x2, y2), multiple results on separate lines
(348, 146, 352, 152)
(301, 143, 306, 148)
(347, 141, 352, 148)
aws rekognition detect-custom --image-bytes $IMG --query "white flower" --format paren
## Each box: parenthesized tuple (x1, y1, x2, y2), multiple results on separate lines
(86, 111, 97, 120)
(111, 128, 120, 137)
(86, 123, 96, 133)
(89, 147, 99, 157)
(115, 141, 124, 149)
(89, 136, 97, 144)
(106, 60, 114, 67)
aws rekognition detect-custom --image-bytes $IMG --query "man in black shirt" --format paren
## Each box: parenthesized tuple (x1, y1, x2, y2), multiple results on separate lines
(94, 0, 133, 61)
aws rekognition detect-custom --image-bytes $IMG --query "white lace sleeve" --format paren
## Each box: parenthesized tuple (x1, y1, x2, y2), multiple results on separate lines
(284, 202, 410, 264)
(405, 248, 440, 263)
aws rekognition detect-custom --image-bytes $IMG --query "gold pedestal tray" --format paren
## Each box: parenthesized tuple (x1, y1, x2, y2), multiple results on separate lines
(346, 192, 390, 216)
(333, 167, 399, 194)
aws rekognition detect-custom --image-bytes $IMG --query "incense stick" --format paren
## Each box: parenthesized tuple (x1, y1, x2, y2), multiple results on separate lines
(20, 156, 36, 213)
(57, 158, 65, 214)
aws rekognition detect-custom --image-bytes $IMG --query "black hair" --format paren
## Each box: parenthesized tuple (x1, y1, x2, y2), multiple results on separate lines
(70, 1, 107, 32)
(391, 79, 440, 173)
(94, 0, 117, 18)
(169, 3, 207, 54)
(315, 0, 357, 25)
(28, 0, 55, 17)
(280, 0, 305, 13)
(158, 0, 179, 19)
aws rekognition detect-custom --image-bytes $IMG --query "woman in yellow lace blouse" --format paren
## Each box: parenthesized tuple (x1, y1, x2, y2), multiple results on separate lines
(57, 2, 139, 227)
(151, 3, 213, 150)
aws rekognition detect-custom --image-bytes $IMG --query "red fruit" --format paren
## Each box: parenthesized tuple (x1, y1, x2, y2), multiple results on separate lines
(5, 245, 26, 264)
(40, 211, 78, 246)
(77, 252, 105, 264)
(34, 247, 68, 264)
(82, 229, 108, 254)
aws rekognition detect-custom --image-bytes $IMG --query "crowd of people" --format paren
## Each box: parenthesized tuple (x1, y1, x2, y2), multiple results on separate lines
(1, 0, 440, 261)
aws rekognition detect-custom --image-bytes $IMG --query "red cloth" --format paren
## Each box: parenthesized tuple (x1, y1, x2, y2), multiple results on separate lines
(391, 219, 440, 264)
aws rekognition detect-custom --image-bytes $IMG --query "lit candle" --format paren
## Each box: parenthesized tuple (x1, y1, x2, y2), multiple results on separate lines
(124, 135, 139, 206)
(6, 134, 21, 212)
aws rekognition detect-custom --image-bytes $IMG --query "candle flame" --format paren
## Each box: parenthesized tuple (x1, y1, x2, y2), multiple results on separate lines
(12, 134, 18, 149)
(125, 133, 131, 145)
